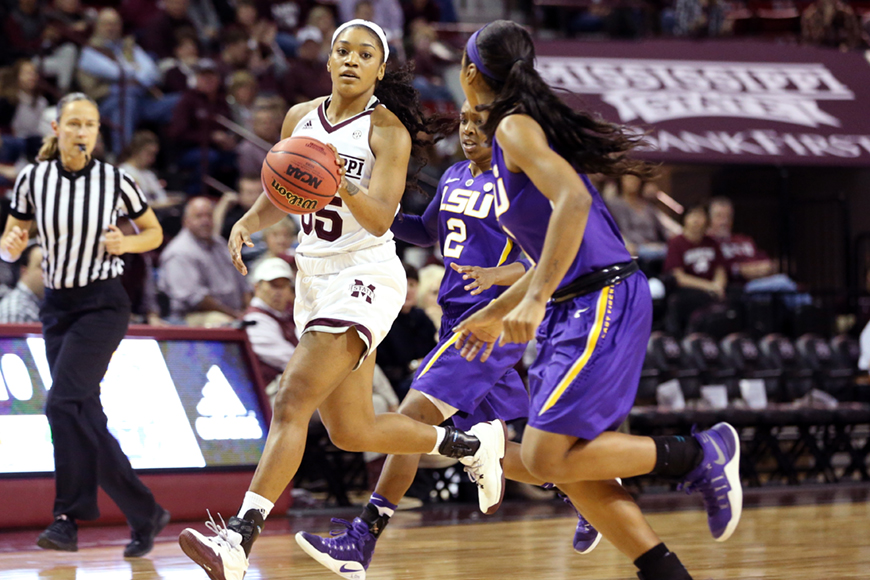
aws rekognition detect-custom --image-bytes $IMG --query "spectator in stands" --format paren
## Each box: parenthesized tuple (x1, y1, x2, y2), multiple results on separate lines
(0, 243, 43, 323)
(159, 27, 201, 94)
(0, 60, 50, 164)
(3, 0, 46, 63)
(243, 257, 297, 397)
(402, 0, 441, 36)
(606, 175, 671, 260)
(707, 196, 809, 306)
(376, 264, 437, 396)
(138, 0, 198, 60)
(226, 0, 289, 92)
(159, 197, 250, 326)
(859, 318, 870, 372)
(118, 130, 184, 211)
(304, 4, 337, 61)
(337, 0, 404, 43)
(801, 0, 864, 50)
(253, 217, 298, 270)
(187, 0, 223, 49)
(354, 0, 376, 21)
(39, 0, 94, 93)
(167, 57, 237, 193)
(214, 174, 263, 240)
(664, 204, 726, 336)
(408, 20, 456, 104)
(674, 0, 727, 37)
(227, 70, 259, 130)
(77, 8, 181, 156)
(417, 263, 444, 329)
(707, 197, 775, 285)
(280, 25, 332, 105)
(255, 0, 311, 56)
(236, 108, 280, 178)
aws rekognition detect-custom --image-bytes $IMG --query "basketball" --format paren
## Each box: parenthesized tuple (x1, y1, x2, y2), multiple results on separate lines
(261, 136, 341, 215)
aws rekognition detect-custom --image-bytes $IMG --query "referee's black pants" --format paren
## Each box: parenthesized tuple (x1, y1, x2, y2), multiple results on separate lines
(41, 278, 158, 531)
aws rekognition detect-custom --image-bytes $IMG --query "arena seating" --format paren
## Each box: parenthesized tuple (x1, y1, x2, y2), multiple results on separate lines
(630, 331, 870, 488)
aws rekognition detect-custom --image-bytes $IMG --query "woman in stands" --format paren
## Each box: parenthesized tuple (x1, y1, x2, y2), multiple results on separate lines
(453, 21, 743, 580)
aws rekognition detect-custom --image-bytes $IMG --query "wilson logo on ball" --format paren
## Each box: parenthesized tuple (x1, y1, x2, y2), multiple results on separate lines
(284, 163, 324, 188)
(270, 179, 319, 210)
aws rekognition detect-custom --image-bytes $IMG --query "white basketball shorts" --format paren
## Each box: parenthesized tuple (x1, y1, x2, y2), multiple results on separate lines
(294, 241, 406, 370)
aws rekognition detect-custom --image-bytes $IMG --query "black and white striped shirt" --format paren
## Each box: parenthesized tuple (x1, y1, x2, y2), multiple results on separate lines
(9, 159, 149, 290)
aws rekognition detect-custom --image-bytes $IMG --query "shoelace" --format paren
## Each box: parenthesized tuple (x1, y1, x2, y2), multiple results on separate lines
(463, 458, 485, 488)
(677, 467, 725, 516)
(326, 518, 366, 558)
(203, 510, 240, 550)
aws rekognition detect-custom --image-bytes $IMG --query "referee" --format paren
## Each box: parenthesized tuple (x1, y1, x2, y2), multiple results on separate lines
(0, 93, 169, 558)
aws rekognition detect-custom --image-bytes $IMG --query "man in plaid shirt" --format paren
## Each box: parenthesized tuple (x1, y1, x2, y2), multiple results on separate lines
(0, 244, 43, 323)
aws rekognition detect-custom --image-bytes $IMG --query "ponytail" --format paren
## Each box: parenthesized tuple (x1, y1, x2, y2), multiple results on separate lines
(37, 135, 60, 161)
(469, 21, 653, 180)
(37, 92, 100, 162)
(374, 62, 454, 191)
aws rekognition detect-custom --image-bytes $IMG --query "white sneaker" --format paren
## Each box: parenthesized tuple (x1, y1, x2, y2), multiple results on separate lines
(460, 419, 507, 515)
(179, 513, 249, 580)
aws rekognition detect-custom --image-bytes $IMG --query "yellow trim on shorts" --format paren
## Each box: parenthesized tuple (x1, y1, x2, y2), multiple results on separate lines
(496, 238, 513, 266)
(539, 286, 612, 415)
(417, 332, 461, 378)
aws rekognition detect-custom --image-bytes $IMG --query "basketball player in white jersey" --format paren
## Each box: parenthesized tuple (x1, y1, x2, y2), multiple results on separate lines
(178, 20, 508, 580)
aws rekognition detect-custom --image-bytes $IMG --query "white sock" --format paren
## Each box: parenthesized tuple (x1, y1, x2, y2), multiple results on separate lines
(238, 491, 274, 520)
(427, 425, 447, 455)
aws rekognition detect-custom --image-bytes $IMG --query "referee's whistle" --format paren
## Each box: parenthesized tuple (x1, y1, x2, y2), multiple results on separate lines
(77, 144, 86, 152)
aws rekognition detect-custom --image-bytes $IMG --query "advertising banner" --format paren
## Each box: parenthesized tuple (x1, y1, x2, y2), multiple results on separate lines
(536, 40, 870, 166)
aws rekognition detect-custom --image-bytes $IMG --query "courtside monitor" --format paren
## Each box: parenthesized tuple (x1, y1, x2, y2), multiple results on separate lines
(0, 326, 270, 475)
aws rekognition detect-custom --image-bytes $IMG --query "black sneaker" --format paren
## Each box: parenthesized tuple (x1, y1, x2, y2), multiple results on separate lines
(124, 507, 171, 558)
(37, 515, 78, 552)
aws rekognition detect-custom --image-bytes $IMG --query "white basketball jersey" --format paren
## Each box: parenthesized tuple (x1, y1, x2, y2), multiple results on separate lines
(291, 96, 395, 257)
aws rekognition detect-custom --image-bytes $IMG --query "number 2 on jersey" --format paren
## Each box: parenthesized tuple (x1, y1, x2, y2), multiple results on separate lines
(301, 198, 343, 242)
(443, 218, 466, 258)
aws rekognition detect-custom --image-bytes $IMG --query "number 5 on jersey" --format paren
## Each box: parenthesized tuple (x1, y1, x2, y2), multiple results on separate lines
(301, 198, 344, 242)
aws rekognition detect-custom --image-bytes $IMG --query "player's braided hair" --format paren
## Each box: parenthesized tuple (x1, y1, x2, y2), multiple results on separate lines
(467, 20, 654, 180)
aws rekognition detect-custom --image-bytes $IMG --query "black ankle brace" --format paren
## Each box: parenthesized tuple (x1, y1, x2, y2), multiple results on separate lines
(437, 426, 481, 459)
(230, 509, 264, 557)
(360, 503, 390, 538)
(635, 543, 693, 580)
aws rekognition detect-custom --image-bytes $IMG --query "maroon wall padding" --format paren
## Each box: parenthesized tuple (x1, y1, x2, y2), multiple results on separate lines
(0, 471, 292, 529)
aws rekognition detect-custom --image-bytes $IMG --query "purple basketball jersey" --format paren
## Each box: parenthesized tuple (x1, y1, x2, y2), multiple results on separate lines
(490, 138, 631, 291)
(392, 161, 525, 318)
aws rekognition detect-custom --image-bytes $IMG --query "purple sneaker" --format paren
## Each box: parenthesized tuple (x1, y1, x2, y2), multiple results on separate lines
(295, 517, 377, 580)
(543, 483, 602, 554)
(679, 422, 743, 542)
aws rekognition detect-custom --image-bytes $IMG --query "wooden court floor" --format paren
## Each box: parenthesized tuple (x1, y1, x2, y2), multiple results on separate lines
(1, 499, 869, 580)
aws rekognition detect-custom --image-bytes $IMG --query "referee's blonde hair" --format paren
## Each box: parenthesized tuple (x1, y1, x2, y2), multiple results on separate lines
(38, 92, 100, 162)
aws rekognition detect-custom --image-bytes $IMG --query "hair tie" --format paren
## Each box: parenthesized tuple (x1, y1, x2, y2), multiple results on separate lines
(466, 26, 503, 81)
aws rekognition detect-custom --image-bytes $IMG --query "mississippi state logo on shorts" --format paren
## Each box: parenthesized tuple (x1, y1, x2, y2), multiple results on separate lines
(350, 279, 376, 304)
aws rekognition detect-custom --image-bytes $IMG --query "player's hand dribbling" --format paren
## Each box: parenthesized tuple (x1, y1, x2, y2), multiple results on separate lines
(453, 305, 504, 363)
(0, 226, 29, 262)
(451, 262, 496, 295)
(228, 222, 254, 275)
